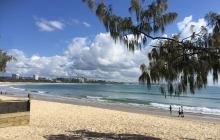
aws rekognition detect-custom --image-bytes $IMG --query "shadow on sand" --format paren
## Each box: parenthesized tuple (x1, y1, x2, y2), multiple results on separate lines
(44, 129, 161, 140)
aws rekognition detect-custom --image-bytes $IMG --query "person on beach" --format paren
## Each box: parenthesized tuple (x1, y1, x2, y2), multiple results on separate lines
(178, 107, 181, 117)
(169, 105, 172, 114)
(181, 106, 184, 117)
(178, 106, 185, 117)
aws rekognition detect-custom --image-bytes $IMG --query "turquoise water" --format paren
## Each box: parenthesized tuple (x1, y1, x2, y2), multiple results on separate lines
(1, 83, 220, 116)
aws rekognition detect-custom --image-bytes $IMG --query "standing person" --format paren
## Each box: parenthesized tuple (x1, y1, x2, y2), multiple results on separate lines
(178, 107, 181, 117)
(169, 105, 172, 114)
(181, 106, 184, 117)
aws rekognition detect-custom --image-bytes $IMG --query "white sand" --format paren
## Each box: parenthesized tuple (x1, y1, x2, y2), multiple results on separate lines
(0, 95, 220, 140)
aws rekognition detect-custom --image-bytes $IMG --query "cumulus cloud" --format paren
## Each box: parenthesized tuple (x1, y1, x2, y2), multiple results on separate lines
(4, 32, 219, 85)
(4, 33, 151, 82)
(64, 33, 149, 81)
(6, 49, 72, 78)
(34, 16, 65, 32)
(177, 15, 210, 39)
(177, 16, 192, 31)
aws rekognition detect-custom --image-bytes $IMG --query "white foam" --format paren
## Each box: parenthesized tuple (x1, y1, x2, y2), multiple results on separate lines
(38, 91, 46, 94)
(150, 103, 220, 115)
(0, 84, 11, 86)
(87, 96, 103, 99)
(10, 86, 25, 91)
(97, 99, 106, 102)
(128, 103, 146, 106)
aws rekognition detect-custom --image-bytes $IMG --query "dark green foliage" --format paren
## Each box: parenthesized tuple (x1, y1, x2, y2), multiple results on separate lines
(83, 0, 177, 50)
(0, 50, 16, 73)
(83, 0, 220, 95)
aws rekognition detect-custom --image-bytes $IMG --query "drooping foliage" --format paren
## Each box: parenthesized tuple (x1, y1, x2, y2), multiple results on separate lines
(0, 50, 16, 72)
(83, 0, 220, 95)
(83, 0, 177, 50)
(140, 11, 220, 95)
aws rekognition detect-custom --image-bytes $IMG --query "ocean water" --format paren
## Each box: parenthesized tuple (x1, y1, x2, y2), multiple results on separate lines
(1, 83, 220, 117)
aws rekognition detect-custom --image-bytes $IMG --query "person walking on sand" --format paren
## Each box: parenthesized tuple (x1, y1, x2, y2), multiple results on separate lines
(178, 107, 181, 117)
(169, 105, 172, 114)
(181, 106, 184, 117)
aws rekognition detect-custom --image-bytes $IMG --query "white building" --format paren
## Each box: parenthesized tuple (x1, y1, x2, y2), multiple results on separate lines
(33, 74, 38, 80)
(12, 74, 19, 79)
(81, 76, 87, 83)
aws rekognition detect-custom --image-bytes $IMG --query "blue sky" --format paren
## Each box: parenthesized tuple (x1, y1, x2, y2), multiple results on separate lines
(0, 0, 220, 84)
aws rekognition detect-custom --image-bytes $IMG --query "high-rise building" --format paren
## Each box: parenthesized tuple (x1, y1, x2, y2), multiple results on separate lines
(33, 74, 38, 80)
(12, 74, 19, 79)
(81, 76, 87, 83)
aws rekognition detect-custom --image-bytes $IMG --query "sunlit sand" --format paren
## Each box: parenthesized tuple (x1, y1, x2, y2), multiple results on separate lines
(0, 95, 219, 140)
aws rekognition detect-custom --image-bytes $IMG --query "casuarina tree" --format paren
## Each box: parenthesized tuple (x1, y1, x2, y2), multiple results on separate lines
(0, 50, 16, 73)
(82, 0, 220, 95)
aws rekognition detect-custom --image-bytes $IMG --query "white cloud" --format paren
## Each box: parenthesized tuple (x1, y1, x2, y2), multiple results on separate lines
(4, 33, 150, 82)
(177, 16, 210, 39)
(6, 49, 71, 78)
(30, 55, 40, 61)
(71, 18, 91, 27)
(97, 57, 111, 66)
(36, 22, 54, 32)
(34, 17, 65, 32)
(82, 22, 91, 27)
(3, 33, 220, 85)
(177, 16, 192, 31)
(49, 21, 64, 29)
(62, 33, 146, 81)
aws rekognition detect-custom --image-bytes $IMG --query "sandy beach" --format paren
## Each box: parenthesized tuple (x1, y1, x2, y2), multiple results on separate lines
(0, 95, 220, 140)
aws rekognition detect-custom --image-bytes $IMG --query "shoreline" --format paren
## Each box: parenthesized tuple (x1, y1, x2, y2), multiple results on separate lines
(1, 82, 220, 122)
(0, 94, 220, 139)
(0, 82, 120, 85)
(1, 94, 220, 123)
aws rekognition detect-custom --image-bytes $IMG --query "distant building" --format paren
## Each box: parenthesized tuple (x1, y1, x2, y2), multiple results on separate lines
(33, 74, 38, 80)
(81, 76, 87, 83)
(24, 77, 33, 80)
(57, 77, 66, 82)
(55, 80, 61, 83)
(38, 77, 47, 80)
(12, 74, 19, 79)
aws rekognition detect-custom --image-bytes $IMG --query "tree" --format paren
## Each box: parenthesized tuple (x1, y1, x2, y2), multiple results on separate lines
(82, 0, 220, 95)
(0, 50, 16, 72)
